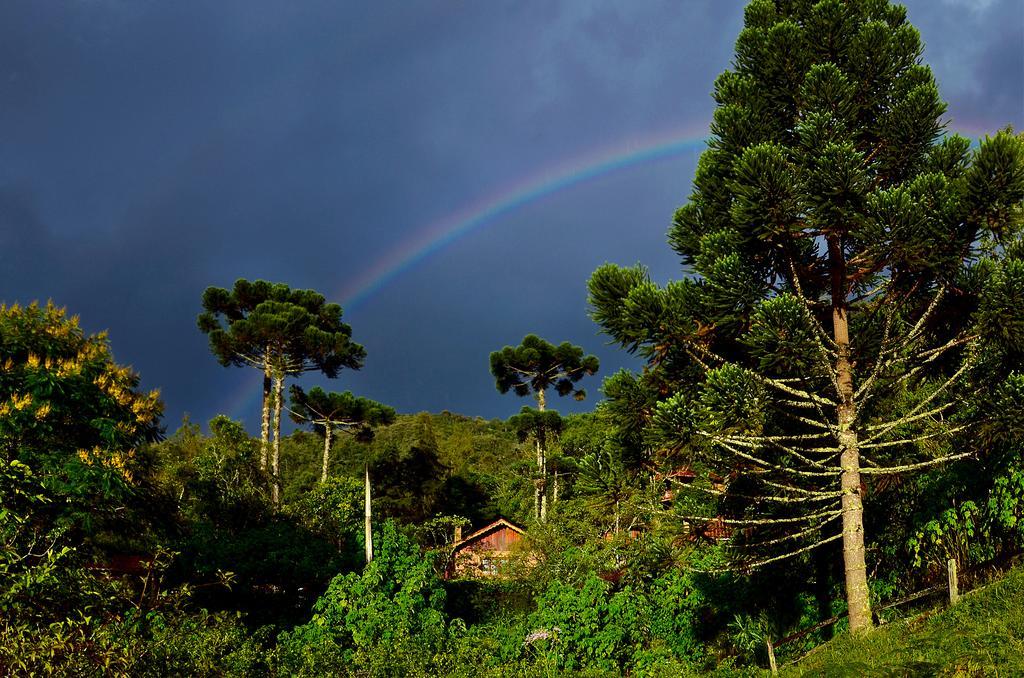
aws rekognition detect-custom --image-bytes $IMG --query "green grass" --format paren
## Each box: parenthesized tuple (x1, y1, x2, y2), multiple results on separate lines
(783, 566, 1024, 676)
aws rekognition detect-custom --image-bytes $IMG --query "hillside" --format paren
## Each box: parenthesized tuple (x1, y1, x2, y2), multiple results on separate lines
(784, 566, 1024, 676)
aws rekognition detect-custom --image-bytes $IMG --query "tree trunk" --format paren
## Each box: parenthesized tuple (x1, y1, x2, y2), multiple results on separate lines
(260, 346, 272, 471)
(536, 388, 547, 522)
(321, 425, 332, 483)
(831, 276, 872, 634)
(271, 374, 283, 508)
(364, 463, 374, 564)
(540, 451, 548, 522)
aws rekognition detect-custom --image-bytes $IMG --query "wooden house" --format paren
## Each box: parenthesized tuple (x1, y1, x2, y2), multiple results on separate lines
(447, 518, 526, 579)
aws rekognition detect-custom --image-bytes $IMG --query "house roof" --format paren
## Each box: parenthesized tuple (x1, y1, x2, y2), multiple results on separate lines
(452, 518, 525, 551)
(653, 466, 697, 481)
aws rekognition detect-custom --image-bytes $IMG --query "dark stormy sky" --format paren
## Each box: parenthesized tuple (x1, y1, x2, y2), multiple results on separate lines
(1, 1, 1021, 433)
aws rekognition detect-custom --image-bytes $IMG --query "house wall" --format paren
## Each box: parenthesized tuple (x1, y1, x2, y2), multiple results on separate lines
(470, 526, 522, 552)
(450, 525, 525, 578)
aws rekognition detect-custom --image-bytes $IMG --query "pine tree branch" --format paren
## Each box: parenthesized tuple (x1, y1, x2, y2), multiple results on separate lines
(758, 479, 841, 498)
(785, 254, 838, 350)
(755, 372, 837, 407)
(669, 504, 843, 526)
(776, 408, 835, 431)
(859, 423, 972, 449)
(861, 355, 973, 444)
(681, 482, 841, 505)
(853, 306, 896, 402)
(862, 402, 956, 442)
(720, 435, 838, 469)
(861, 330, 976, 408)
(707, 437, 842, 477)
(877, 286, 946, 360)
(776, 398, 828, 410)
(685, 341, 835, 407)
(913, 333, 978, 361)
(728, 431, 836, 443)
(689, 532, 844, 573)
(730, 511, 844, 549)
(859, 450, 975, 475)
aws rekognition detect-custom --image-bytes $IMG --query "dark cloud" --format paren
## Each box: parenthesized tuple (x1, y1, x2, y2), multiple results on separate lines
(0, 1, 1020, 432)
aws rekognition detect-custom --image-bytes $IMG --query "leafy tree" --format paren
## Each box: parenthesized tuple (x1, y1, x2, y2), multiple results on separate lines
(490, 335, 599, 521)
(0, 301, 163, 552)
(0, 458, 75, 623)
(288, 385, 395, 483)
(160, 416, 268, 530)
(588, 0, 1024, 634)
(197, 279, 365, 505)
(507, 406, 564, 521)
(278, 520, 449, 675)
(370, 414, 449, 524)
(286, 476, 366, 551)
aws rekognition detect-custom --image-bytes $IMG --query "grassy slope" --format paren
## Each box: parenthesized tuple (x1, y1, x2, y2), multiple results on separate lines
(784, 566, 1024, 676)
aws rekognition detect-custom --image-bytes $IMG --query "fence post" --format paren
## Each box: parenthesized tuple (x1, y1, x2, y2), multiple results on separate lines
(766, 635, 778, 676)
(947, 558, 959, 605)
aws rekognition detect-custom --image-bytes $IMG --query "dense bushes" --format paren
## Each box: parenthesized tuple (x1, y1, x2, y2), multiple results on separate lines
(279, 521, 451, 675)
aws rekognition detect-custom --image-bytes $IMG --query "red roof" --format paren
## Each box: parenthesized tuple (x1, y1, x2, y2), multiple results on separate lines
(654, 466, 697, 482)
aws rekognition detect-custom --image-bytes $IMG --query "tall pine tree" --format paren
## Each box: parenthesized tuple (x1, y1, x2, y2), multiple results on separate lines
(288, 385, 395, 483)
(490, 334, 599, 521)
(589, 0, 1024, 634)
(198, 279, 365, 505)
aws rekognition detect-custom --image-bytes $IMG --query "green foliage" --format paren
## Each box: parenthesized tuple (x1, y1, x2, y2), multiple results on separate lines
(289, 385, 395, 442)
(0, 458, 75, 621)
(907, 501, 985, 570)
(508, 406, 563, 445)
(986, 455, 1024, 545)
(278, 520, 450, 676)
(0, 301, 164, 550)
(161, 416, 268, 527)
(490, 334, 599, 401)
(370, 414, 450, 523)
(152, 418, 353, 622)
(287, 475, 363, 548)
(525, 570, 711, 674)
(575, 448, 636, 532)
(198, 279, 365, 379)
(0, 606, 270, 677)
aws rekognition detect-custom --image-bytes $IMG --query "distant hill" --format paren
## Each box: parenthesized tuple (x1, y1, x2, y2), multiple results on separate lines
(281, 410, 533, 527)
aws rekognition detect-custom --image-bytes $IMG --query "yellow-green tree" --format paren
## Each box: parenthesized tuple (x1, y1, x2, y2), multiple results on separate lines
(0, 301, 163, 556)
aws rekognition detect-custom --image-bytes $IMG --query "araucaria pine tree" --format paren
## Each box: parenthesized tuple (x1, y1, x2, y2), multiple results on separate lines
(589, 0, 1024, 634)
(288, 385, 395, 483)
(198, 279, 366, 505)
(490, 334, 599, 521)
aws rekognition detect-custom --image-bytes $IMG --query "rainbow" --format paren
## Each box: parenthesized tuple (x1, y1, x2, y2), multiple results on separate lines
(336, 125, 712, 311)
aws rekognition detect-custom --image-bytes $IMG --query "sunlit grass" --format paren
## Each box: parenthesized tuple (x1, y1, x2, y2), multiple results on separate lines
(784, 566, 1024, 676)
